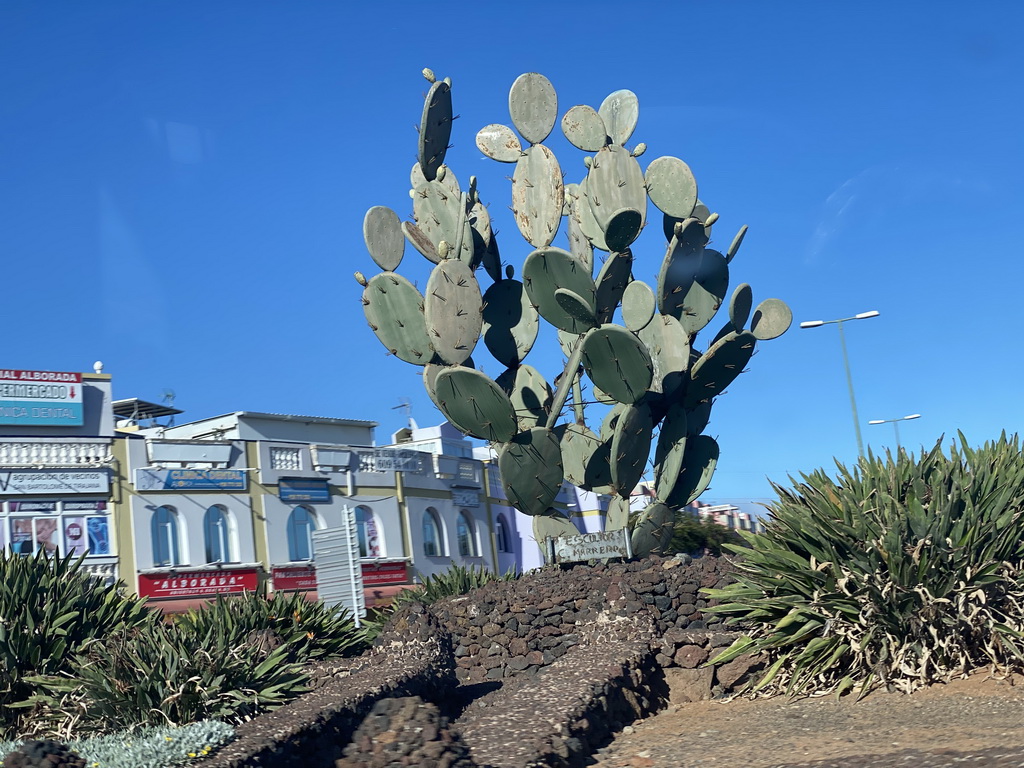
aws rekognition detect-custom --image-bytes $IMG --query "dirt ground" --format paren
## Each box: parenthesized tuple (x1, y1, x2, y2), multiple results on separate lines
(589, 670, 1024, 768)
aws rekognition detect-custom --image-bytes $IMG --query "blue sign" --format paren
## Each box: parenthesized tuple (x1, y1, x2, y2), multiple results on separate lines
(279, 477, 331, 503)
(135, 469, 248, 491)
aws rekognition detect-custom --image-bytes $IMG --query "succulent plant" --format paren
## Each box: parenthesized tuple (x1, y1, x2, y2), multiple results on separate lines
(360, 70, 790, 557)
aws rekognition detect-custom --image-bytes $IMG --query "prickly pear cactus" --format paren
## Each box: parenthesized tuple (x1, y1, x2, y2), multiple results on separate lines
(359, 70, 791, 559)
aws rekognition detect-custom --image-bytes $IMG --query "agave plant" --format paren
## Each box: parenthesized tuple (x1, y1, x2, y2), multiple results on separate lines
(391, 562, 518, 609)
(706, 433, 1024, 697)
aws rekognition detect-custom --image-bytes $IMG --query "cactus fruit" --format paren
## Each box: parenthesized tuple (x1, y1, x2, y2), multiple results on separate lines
(360, 70, 790, 559)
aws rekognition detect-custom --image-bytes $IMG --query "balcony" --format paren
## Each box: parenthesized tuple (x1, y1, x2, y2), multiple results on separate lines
(0, 439, 112, 467)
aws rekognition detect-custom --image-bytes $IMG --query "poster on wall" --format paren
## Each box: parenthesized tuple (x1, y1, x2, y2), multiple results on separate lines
(63, 517, 87, 556)
(87, 517, 110, 555)
(364, 516, 380, 558)
(10, 517, 60, 555)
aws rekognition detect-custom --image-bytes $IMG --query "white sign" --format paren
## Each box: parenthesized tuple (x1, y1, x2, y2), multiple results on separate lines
(312, 507, 366, 624)
(0, 470, 109, 495)
(372, 448, 421, 472)
(551, 528, 632, 564)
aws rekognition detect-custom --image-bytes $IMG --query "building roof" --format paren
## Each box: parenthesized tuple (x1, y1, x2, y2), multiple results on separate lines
(190, 411, 378, 428)
(112, 398, 183, 421)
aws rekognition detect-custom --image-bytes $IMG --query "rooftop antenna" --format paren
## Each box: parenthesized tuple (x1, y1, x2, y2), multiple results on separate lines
(392, 398, 417, 430)
(158, 389, 177, 428)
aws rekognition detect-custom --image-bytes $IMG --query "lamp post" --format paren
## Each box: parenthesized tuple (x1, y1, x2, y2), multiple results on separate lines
(868, 413, 921, 449)
(799, 310, 880, 457)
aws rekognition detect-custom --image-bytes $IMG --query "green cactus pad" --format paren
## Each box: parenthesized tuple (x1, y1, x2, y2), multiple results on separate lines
(481, 278, 539, 367)
(581, 324, 653, 405)
(686, 401, 712, 436)
(423, 358, 476, 409)
(653, 404, 688, 502)
(631, 502, 674, 558)
(598, 89, 639, 146)
(362, 272, 433, 365)
(666, 435, 719, 507)
(565, 190, 595, 274)
(560, 423, 613, 493)
(621, 279, 656, 332)
(575, 177, 610, 252)
(656, 225, 703, 317)
(418, 80, 452, 182)
(729, 283, 753, 331)
(606, 495, 631, 531)
(523, 247, 597, 335)
(363, 206, 405, 272)
(554, 287, 598, 330)
(476, 123, 523, 163)
(402, 220, 441, 264)
(590, 383, 618, 405)
(561, 104, 607, 152)
(726, 224, 748, 264)
(532, 512, 580, 543)
(508, 72, 558, 145)
(434, 367, 518, 442)
(684, 330, 757, 408)
(600, 402, 627, 441)
(610, 400, 654, 497)
(587, 145, 647, 232)
(604, 208, 643, 253)
(480, 230, 504, 283)
(644, 156, 698, 219)
(424, 259, 483, 365)
(557, 328, 583, 359)
(499, 427, 564, 516)
(750, 298, 793, 340)
(638, 314, 691, 398)
(677, 248, 729, 336)
(692, 199, 714, 238)
(594, 249, 634, 324)
(512, 144, 564, 248)
(496, 364, 552, 429)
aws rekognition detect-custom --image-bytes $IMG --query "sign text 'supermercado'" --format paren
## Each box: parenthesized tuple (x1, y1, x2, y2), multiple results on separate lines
(0, 370, 83, 426)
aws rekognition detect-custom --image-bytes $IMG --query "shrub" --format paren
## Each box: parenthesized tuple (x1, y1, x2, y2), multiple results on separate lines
(0, 551, 154, 740)
(0, 720, 235, 768)
(706, 434, 1024, 697)
(391, 562, 517, 609)
(669, 512, 747, 556)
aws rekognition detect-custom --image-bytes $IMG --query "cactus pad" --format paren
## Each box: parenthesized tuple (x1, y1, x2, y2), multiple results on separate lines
(575, 176, 611, 252)
(434, 366, 518, 442)
(631, 501, 675, 558)
(560, 422, 613, 493)
(594, 249, 634, 324)
(476, 123, 523, 163)
(726, 224, 748, 264)
(499, 427, 564, 516)
(598, 89, 639, 146)
(481, 278, 539, 367)
(621, 279, 657, 332)
(561, 104, 607, 152)
(363, 206, 405, 272)
(644, 156, 698, 219)
(604, 208, 643, 253)
(508, 73, 558, 145)
(653, 403, 688, 502)
(677, 248, 730, 336)
(363, 272, 433, 365)
(729, 283, 753, 331)
(637, 313, 690, 398)
(402, 220, 441, 264)
(554, 287, 598, 330)
(512, 144, 564, 248)
(418, 80, 453, 182)
(587, 145, 647, 232)
(750, 298, 793, 340)
(610, 399, 654, 496)
(581, 324, 653, 405)
(685, 330, 757, 408)
(523, 247, 597, 334)
(424, 259, 483, 365)
(565, 188, 595, 273)
(666, 435, 719, 507)
(496, 363, 552, 429)
(606, 495, 631, 531)
(532, 511, 580, 544)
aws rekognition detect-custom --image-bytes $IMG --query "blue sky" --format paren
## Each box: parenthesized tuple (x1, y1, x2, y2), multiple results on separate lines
(2, 2, 1022, 508)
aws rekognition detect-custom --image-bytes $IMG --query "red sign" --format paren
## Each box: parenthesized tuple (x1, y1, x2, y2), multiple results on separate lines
(138, 568, 259, 599)
(362, 561, 408, 586)
(272, 566, 318, 591)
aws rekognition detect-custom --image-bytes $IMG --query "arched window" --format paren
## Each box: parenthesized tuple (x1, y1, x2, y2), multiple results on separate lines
(204, 505, 231, 563)
(355, 505, 381, 558)
(495, 514, 511, 553)
(422, 508, 443, 557)
(457, 511, 477, 557)
(287, 506, 316, 561)
(151, 506, 181, 567)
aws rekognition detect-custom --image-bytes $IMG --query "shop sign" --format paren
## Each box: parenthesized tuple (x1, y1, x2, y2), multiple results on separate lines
(549, 528, 632, 564)
(138, 568, 259, 599)
(0, 470, 109, 495)
(451, 489, 480, 507)
(0, 370, 84, 426)
(135, 468, 247, 492)
(361, 561, 408, 586)
(279, 477, 330, 503)
(272, 566, 318, 591)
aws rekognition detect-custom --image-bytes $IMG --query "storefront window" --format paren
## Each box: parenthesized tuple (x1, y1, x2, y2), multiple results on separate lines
(2, 501, 110, 557)
(495, 514, 511, 553)
(152, 505, 181, 567)
(457, 511, 477, 557)
(355, 505, 381, 558)
(287, 506, 315, 561)
(204, 505, 231, 563)
(422, 508, 442, 557)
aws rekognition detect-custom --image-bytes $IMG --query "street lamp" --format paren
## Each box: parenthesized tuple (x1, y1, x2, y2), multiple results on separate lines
(799, 310, 880, 457)
(868, 413, 921, 449)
